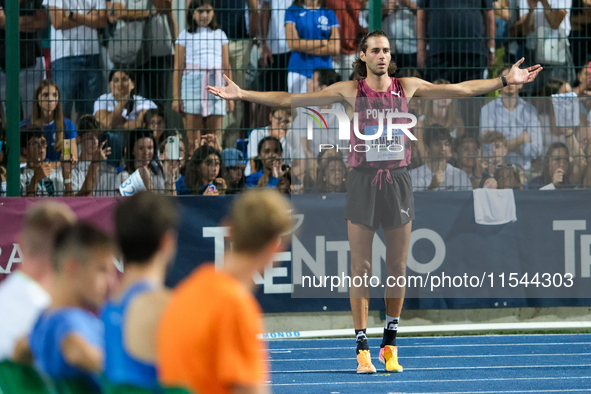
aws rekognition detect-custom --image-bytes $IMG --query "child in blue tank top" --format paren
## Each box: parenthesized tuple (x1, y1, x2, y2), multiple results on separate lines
(101, 192, 180, 390)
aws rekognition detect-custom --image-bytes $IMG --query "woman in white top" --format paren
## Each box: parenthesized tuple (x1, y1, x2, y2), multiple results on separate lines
(173, 0, 234, 155)
(116, 129, 177, 195)
(536, 78, 587, 173)
(94, 69, 158, 130)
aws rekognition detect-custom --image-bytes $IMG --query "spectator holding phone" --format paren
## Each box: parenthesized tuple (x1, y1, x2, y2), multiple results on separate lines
(453, 134, 494, 189)
(277, 166, 293, 194)
(117, 129, 177, 195)
(71, 115, 116, 196)
(158, 131, 186, 195)
(245, 107, 291, 176)
(184, 145, 227, 195)
(537, 78, 588, 158)
(246, 136, 284, 188)
(409, 125, 473, 191)
(481, 130, 511, 176)
(20, 125, 72, 197)
(94, 70, 158, 131)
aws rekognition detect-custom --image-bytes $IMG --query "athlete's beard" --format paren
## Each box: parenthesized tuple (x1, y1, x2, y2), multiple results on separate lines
(367, 62, 388, 77)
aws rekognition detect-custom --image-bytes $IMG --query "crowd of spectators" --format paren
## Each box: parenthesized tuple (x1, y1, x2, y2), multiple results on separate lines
(1, 0, 591, 196)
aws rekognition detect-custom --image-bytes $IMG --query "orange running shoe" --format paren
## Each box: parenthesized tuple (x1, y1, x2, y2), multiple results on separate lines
(356, 350, 377, 374)
(379, 345, 403, 372)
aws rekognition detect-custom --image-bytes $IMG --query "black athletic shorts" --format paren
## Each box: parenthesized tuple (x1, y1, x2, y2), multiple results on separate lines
(344, 166, 415, 230)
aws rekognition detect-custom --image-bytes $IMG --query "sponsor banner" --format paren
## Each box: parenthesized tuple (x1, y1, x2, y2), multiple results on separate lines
(2, 193, 591, 312)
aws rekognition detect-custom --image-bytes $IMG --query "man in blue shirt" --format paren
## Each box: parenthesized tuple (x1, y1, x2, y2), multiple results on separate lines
(26, 223, 114, 386)
(246, 136, 284, 188)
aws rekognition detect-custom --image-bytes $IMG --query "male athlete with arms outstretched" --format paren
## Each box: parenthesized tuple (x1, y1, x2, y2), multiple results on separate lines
(207, 30, 541, 374)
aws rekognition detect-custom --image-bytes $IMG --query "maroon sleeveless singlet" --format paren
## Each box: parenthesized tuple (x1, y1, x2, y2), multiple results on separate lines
(348, 77, 412, 170)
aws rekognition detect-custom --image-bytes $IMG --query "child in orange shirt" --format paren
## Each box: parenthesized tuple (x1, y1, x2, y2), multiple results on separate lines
(157, 190, 292, 394)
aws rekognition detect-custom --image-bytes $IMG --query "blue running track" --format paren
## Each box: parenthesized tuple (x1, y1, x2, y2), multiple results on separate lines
(267, 334, 591, 393)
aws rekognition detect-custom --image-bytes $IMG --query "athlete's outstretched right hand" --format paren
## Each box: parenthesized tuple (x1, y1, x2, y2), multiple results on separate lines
(206, 75, 241, 100)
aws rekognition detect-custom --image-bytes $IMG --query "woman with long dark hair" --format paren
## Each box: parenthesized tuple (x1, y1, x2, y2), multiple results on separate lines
(311, 155, 348, 193)
(530, 142, 587, 189)
(184, 145, 227, 195)
(116, 129, 177, 195)
(23, 79, 78, 163)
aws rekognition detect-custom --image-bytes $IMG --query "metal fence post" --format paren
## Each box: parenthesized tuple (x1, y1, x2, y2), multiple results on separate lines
(5, 0, 21, 197)
(369, 0, 381, 32)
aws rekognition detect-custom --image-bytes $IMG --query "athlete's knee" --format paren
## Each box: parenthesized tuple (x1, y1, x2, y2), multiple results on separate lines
(386, 262, 406, 278)
(351, 259, 372, 277)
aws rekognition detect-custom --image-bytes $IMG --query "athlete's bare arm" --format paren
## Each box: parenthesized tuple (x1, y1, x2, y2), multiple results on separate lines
(206, 75, 358, 109)
(400, 58, 542, 99)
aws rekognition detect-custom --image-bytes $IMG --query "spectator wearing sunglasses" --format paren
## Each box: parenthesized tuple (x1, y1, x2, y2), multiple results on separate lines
(530, 142, 587, 189)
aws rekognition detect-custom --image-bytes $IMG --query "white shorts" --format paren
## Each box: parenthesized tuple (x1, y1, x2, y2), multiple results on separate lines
(287, 71, 309, 94)
(181, 71, 226, 116)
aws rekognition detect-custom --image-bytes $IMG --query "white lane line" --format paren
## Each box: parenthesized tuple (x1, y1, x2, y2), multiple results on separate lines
(269, 342, 591, 351)
(400, 390, 591, 394)
(269, 363, 591, 373)
(268, 375, 591, 387)
(268, 333, 591, 342)
(263, 322, 591, 340)
(268, 352, 591, 361)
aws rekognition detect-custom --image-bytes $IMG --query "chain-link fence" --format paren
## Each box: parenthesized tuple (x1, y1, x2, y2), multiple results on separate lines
(1, 0, 590, 196)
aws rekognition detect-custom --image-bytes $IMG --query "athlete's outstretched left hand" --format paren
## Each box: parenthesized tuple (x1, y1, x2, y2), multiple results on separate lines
(206, 75, 242, 100)
(505, 58, 543, 85)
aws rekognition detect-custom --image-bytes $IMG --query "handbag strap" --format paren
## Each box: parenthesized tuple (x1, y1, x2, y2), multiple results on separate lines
(142, 1, 154, 40)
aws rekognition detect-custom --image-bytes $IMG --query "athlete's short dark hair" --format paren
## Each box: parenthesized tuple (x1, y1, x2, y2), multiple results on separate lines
(52, 222, 114, 271)
(115, 191, 179, 264)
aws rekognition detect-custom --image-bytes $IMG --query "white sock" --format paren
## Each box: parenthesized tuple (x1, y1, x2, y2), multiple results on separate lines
(385, 315, 399, 331)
